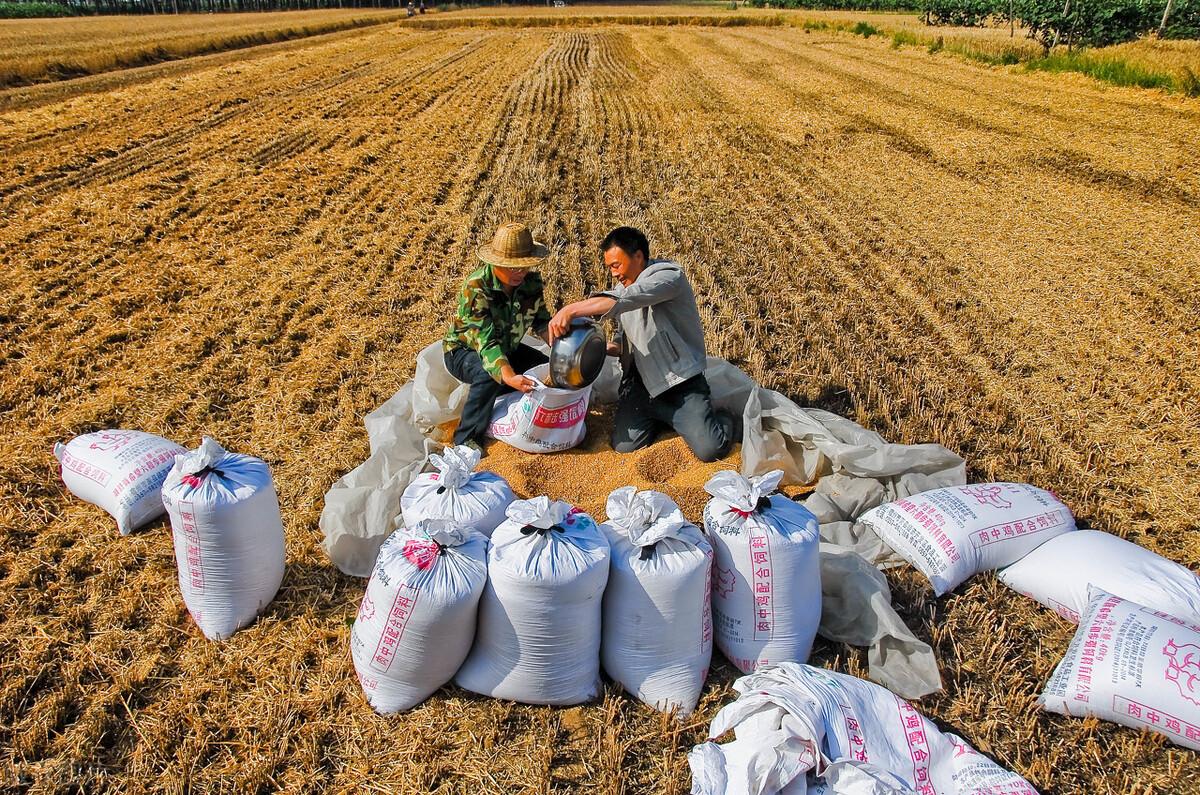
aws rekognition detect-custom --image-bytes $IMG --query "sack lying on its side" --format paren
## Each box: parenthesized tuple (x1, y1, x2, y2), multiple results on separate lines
(601, 487, 712, 716)
(703, 470, 821, 674)
(689, 662, 1038, 795)
(160, 437, 286, 640)
(455, 496, 610, 705)
(400, 444, 514, 538)
(859, 483, 1075, 595)
(1040, 586, 1200, 752)
(351, 519, 489, 714)
(54, 429, 185, 535)
(998, 529, 1200, 624)
(487, 364, 591, 454)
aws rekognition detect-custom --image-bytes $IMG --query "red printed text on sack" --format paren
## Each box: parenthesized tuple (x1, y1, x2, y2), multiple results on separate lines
(370, 584, 420, 673)
(531, 397, 587, 429)
(178, 500, 205, 591)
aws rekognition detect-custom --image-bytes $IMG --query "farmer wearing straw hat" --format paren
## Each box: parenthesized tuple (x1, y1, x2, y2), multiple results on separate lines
(549, 226, 736, 463)
(443, 222, 553, 450)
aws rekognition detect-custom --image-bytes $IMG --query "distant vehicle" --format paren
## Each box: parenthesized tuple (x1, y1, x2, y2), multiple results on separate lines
(552, 1, 567, 6)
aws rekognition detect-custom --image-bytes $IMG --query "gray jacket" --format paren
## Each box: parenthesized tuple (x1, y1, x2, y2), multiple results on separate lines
(595, 259, 707, 398)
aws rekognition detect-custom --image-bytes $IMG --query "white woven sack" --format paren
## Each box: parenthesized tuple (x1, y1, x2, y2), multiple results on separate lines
(601, 487, 713, 716)
(399, 444, 514, 538)
(998, 530, 1200, 624)
(160, 438, 286, 640)
(1040, 587, 1200, 752)
(858, 483, 1075, 596)
(486, 364, 592, 454)
(351, 519, 488, 714)
(702, 470, 821, 674)
(54, 430, 185, 535)
(689, 663, 1038, 795)
(455, 496, 610, 705)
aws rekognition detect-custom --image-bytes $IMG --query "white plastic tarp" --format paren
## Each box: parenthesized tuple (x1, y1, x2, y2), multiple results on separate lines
(689, 663, 1038, 795)
(321, 348, 961, 696)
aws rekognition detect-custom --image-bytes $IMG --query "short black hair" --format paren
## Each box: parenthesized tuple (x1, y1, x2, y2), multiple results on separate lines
(599, 226, 649, 261)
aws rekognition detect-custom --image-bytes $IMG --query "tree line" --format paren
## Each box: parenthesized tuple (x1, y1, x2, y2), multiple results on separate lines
(920, 0, 1196, 48)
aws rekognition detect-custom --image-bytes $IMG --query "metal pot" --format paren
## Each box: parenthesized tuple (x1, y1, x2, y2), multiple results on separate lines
(549, 318, 607, 389)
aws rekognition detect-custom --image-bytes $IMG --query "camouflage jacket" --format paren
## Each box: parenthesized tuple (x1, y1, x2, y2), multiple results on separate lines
(443, 264, 550, 382)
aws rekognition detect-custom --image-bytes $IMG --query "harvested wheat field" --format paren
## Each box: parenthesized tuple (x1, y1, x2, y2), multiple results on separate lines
(0, 8, 408, 89)
(2, 9, 1199, 794)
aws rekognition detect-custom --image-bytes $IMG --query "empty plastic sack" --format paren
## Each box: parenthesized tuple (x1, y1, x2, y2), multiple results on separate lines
(54, 429, 184, 535)
(998, 529, 1200, 624)
(455, 496, 610, 705)
(351, 518, 489, 714)
(858, 483, 1074, 596)
(600, 487, 713, 716)
(1040, 587, 1200, 752)
(160, 437, 285, 640)
(399, 443, 515, 538)
(703, 470, 821, 673)
(689, 662, 1038, 795)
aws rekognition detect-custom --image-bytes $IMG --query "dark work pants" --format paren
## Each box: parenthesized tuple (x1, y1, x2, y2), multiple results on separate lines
(611, 363, 734, 463)
(444, 345, 548, 446)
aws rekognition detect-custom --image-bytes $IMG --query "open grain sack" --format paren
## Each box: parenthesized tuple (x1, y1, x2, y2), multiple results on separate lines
(600, 487, 712, 716)
(689, 662, 1038, 795)
(351, 518, 488, 714)
(487, 363, 592, 454)
(1040, 587, 1200, 751)
(997, 529, 1200, 624)
(399, 443, 514, 538)
(160, 437, 285, 640)
(54, 429, 185, 535)
(455, 496, 610, 705)
(703, 470, 821, 673)
(857, 483, 1075, 596)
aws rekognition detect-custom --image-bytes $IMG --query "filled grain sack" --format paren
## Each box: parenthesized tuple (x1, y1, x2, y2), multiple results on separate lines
(351, 518, 488, 714)
(601, 487, 713, 716)
(160, 437, 285, 640)
(703, 470, 821, 674)
(998, 529, 1200, 624)
(689, 662, 1038, 795)
(399, 443, 514, 538)
(54, 430, 185, 535)
(858, 483, 1075, 596)
(487, 364, 591, 454)
(455, 496, 609, 705)
(1040, 587, 1200, 752)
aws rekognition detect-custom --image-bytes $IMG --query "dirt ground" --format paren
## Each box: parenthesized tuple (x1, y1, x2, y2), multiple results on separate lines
(1, 11, 1198, 794)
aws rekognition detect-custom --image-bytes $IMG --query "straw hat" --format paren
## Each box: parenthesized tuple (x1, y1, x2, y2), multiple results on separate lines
(477, 222, 549, 270)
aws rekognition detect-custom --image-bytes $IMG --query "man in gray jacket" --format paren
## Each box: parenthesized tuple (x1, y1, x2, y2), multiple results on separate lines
(549, 226, 735, 462)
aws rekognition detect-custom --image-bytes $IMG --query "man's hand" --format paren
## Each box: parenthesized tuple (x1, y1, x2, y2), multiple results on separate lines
(548, 306, 575, 342)
(503, 371, 538, 393)
(606, 341, 620, 357)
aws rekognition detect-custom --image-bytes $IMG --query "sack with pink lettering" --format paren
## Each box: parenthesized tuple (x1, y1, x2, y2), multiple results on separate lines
(486, 364, 592, 454)
(1039, 587, 1200, 752)
(399, 444, 514, 538)
(455, 497, 610, 705)
(350, 519, 489, 714)
(702, 470, 821, 674)
(160, 438, 285, 640)
(858, 483, 1075, 596)
(689, 662, 1038, 795)
(54, 430, 185, 535)
(600, 487, 713, 716)
(997, 530, 1200, 625)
